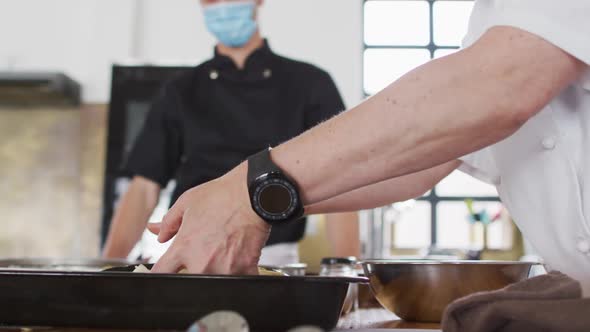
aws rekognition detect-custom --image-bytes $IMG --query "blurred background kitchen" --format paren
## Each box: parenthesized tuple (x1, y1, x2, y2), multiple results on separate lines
(0, 0, 532, 271)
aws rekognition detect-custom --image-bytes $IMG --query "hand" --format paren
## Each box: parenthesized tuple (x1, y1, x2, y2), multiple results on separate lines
(149, 164, 271, 274)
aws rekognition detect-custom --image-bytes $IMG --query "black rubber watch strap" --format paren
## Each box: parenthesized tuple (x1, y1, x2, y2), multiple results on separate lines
(247, 147, 305, 224)
(247, 148, 280, 185)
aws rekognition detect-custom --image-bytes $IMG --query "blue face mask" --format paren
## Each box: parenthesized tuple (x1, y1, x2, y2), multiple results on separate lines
(203, 1, 258, 48)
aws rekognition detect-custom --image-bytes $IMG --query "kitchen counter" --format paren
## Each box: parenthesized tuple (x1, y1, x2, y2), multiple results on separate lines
(0, 309, 441, 332)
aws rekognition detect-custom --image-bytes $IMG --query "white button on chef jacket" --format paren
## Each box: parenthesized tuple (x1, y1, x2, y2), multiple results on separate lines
(541, 136, 556, 150)
(577, 239, 590, 254)
(457, 0, 590, 295)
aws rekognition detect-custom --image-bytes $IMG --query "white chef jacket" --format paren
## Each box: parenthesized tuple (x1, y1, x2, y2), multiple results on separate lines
(458, 0, 590, 295)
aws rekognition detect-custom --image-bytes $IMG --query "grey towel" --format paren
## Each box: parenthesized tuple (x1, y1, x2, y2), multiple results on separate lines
(442, 271, 590, 332)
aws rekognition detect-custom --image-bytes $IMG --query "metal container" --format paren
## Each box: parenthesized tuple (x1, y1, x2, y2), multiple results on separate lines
(320, 257, 358, 315)
(0, 269, 365, 331)
(319, 257, 357, 277)
(258, 263, 307, 276)
(362, 260, 539, 323)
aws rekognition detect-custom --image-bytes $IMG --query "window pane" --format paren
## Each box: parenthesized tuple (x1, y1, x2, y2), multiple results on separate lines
(364, 0, 430, 46)
(487, 208, 514, 250)
(433, 48, 459, 58)
(364, 48, 431, 95)
(433, 0, 474, 46)
(436, 170, 498, 197)
(437, 201, 503, 249)
(391, 200, 431, 248)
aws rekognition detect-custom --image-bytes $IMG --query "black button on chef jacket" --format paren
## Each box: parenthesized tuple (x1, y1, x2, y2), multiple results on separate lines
(125, 41, 345, 246)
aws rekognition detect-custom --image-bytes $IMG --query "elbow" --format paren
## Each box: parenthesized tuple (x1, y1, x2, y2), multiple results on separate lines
(409, 184, 433, 201)
(512, 105, 538, 128)
(414, 188, 431, 200)
(488, 73, 548, 132)
(490, 96, 542, 135)
(394, 182, 432, 202)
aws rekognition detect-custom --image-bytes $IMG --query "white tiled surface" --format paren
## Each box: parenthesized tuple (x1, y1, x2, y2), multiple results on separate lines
(337, 309, 399, 330)
(336, 309, 441, 331)
(336, 330, 441, 332)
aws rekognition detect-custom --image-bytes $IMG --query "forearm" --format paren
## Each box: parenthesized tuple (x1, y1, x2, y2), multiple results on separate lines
(102, 177, 160, 258)
(306, 160, 460, 214)
(271, 27, 584, 206)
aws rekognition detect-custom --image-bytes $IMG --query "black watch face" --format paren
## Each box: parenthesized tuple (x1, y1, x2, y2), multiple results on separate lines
(252, 176, 300, 221)
(260, 183, 291, 214)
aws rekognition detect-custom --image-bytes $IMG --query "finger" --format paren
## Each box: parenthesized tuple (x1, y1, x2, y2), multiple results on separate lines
(201, 255, 255, 276)
(237, 257, 261, 276)
(147, 223, 161, 235)
(184, 257, 208, 275)
(151, 246, 184, 274)
(244, 265, 260, 276)
(158, 205, 186, 243)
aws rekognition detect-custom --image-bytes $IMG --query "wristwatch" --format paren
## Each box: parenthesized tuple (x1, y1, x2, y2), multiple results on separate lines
(247, 148, 304, 225)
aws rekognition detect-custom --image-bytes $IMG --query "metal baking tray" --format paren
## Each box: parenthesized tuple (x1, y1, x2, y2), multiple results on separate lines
(0, 258, 141, 272)
(0, 270, 366, 331)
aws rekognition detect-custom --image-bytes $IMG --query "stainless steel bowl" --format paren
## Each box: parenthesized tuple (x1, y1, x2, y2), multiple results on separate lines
(362, 260, 539, 323)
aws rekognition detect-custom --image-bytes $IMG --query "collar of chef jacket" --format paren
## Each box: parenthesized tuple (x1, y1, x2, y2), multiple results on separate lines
(208, 39, 275, 83)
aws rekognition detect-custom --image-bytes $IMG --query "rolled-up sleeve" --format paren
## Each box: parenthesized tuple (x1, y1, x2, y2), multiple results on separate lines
(124, 86, 184, 187)
(465, 0, 590, 65)
(459, 0, 590, 184)
(459, 146, 501, 186)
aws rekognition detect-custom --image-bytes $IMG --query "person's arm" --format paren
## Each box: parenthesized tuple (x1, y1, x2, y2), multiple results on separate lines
(316, 161, 459, 258)
(307, 160, 460, 214)
(102, 176, 160, 259)
(325, 212, 360, 258)
(103, 84, 182, 259)
(271, 26, 585, 206)
(150, 26, 585, 274)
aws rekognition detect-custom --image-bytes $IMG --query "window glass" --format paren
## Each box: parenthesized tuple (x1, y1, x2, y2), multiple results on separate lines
(433, 48, 459, 58)
(364, 0, 430, 46)
(436, 170, 498, 197)
(363, 0, 506, 250)
(437, 201, 503, 249)
(390, 200, 432, 248)
(433, 0, 474, 46)
(364, 48, 431, 95)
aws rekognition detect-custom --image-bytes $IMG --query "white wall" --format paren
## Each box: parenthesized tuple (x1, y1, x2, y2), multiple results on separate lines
(0, 0, 136, 102)
(261, 0, 363, 108)
(0, 0, 363, 107)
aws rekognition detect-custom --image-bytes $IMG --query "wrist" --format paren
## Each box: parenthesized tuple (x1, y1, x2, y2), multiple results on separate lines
(268, 145, 313, 206)
(223, 162, 270, 232)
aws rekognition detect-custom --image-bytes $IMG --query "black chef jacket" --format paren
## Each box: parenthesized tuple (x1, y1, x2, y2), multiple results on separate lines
(125, 41, 345, 246)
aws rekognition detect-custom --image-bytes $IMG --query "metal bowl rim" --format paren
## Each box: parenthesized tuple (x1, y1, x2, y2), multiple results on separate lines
(361, 259, 542, 266)
(259, 263, 308, 269)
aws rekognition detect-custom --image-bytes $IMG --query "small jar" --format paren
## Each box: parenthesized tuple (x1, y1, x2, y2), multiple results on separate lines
(319, 257, 358, 315)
